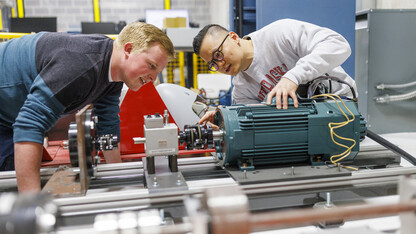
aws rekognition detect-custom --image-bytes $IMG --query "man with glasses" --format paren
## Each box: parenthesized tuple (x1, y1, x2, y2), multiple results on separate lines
(193, 19, 356, 127)
(0, 22, 174, 193)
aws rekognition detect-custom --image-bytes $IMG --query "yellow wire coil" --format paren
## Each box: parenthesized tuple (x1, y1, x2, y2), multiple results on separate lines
(311, 94, 358, 171)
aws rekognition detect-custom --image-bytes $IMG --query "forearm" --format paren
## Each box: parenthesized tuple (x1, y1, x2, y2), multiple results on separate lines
(102, 142, 122, 163)
(285, 22, 351, 84)
(14, 142, 43, 193)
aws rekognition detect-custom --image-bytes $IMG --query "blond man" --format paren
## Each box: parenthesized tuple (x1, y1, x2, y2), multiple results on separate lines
(0, 22, 174, 193)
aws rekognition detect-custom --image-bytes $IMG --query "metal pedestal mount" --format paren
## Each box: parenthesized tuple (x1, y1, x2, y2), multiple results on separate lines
(134, 110, 187, 193)
(312, 192, 345, 229)
(42, 105, 118, 196)
(134, 110, 215, 193)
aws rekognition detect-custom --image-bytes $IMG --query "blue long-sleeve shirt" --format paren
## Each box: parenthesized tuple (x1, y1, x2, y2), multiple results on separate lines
(0, 32, 123, 144)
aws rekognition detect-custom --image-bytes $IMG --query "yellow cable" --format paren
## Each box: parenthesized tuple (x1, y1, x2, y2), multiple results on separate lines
(311, 94, 358, 171)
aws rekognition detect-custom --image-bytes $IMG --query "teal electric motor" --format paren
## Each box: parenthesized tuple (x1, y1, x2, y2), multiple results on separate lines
(213, 99, 367, 170)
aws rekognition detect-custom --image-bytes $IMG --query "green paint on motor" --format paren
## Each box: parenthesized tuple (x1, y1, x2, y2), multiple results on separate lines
(214, 99, 366, 171)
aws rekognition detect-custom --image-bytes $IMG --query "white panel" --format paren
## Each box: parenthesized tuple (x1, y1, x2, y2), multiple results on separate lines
(197, 73, 232, 98)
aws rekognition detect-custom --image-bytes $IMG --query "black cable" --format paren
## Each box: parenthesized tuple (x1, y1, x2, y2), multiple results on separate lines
(196, 105, 211, 117)
(329, 79, 333, 93)
(307, 76, 357, 100)
(324, 73, 333, 93)
(366, 129, 416, 166)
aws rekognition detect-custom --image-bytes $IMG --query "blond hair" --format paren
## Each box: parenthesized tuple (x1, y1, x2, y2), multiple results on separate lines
(115, 22, 175, 59)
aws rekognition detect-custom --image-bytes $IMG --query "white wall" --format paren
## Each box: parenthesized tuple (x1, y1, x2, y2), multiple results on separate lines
(357, 0, 416, 11)
(209, 0, 230, 29)
(17, 0, 416, 32)
(23, 0, 212, 32)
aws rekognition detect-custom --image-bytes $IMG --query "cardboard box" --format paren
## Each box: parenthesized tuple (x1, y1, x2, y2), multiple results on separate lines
(163, 17, 187, 29)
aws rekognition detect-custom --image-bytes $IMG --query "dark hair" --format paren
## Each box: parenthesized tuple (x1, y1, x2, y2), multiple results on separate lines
(193, 24, 229, 55)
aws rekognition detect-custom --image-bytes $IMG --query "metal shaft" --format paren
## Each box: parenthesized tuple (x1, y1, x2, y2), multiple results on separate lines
(134, 130, 224, 145)
(213, 130, 224, 141)
(250, 201, 416, 230)
(133, 137, 146, 144)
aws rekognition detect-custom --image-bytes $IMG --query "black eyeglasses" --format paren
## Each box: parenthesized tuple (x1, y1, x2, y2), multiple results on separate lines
(207, 34, 228, 72)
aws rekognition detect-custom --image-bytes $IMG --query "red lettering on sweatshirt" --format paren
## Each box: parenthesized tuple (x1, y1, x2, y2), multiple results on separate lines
(257, 64, 288, 100)
(274, 66, 286, 76)
(265, 74, 278, 85)
(257, 80, 273, 100)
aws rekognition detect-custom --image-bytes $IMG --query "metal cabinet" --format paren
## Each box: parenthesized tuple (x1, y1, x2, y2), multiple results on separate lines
(355, 9, 416, 134)
(229, 0, 256, 36)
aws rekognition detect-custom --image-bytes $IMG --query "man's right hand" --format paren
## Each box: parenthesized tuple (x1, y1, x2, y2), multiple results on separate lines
(197, 110, 219, 130)
(266, 77, 299, 109)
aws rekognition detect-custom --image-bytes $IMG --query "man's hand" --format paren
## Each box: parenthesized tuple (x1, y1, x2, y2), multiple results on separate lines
(197, 110, 219, 130)
(103, 142, 122, 163)
(266, 77, 299, 109)
(15, 142, 43, 193)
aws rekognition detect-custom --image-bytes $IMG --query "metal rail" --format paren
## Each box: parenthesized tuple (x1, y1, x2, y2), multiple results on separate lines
(55, 167, 416, 215)
(57, 200, 414, 234)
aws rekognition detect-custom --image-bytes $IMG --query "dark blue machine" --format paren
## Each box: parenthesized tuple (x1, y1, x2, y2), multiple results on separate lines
(213, 99, 366, 170)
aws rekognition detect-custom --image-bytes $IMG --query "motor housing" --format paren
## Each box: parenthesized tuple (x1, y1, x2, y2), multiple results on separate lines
(214, 99, 366, 170)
